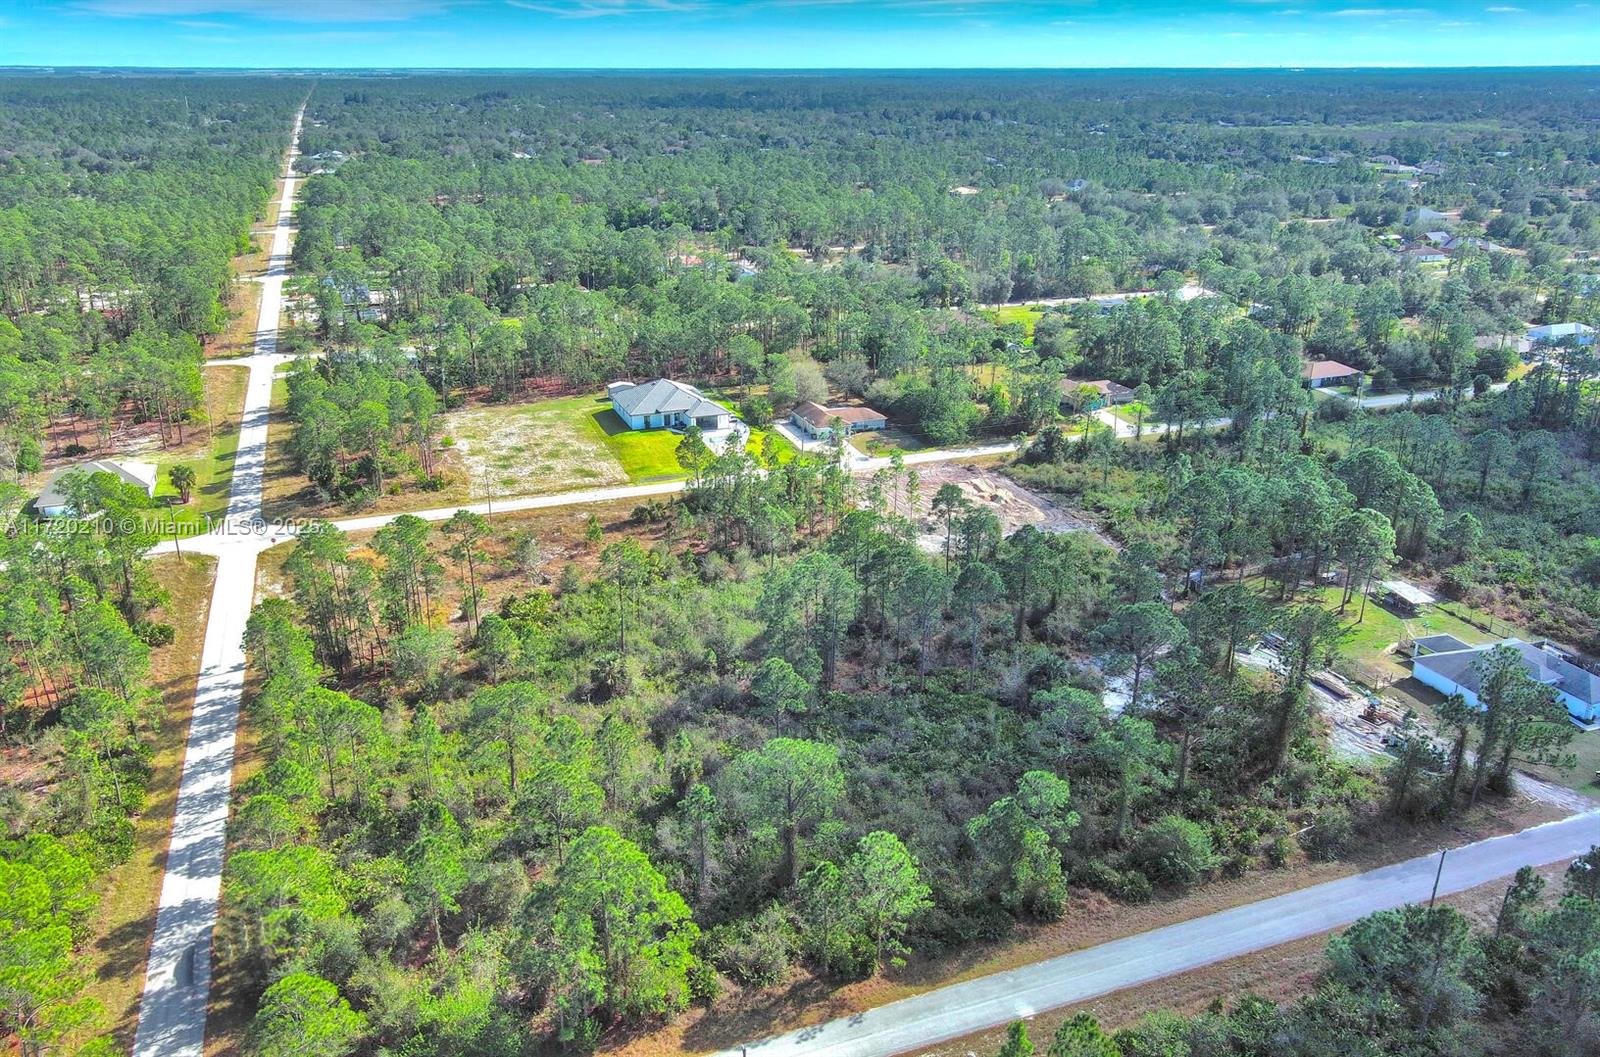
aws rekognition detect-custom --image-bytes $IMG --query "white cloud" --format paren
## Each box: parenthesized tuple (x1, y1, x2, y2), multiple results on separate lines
(1330, 6, 1431, 14)
(1486, 4, 1523, 10)
(72, 0, 454, 21)
(505, 0, 704, 16)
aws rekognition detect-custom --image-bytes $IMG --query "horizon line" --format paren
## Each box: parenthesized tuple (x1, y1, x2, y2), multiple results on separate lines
(7, 63, 1600, 73)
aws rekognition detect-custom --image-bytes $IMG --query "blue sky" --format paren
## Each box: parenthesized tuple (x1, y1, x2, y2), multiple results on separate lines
(3, 0, 1599, 69)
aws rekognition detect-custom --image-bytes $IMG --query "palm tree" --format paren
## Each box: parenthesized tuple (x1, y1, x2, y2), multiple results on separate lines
(168, 464, 196, 504)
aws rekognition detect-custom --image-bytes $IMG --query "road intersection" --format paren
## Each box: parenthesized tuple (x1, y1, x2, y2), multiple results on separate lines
(130, 107, 304, 1057)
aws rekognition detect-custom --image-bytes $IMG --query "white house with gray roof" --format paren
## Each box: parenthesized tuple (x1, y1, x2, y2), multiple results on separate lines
(1412, 637, 1600, 728)
(606, 378, 732, 432)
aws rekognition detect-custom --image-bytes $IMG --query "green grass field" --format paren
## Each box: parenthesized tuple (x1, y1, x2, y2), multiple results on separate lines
(978, 303, 1047, 338)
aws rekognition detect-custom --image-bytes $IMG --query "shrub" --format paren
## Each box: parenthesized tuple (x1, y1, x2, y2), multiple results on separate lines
(1302, 805, 1355, 862)
(1116, 868, 1154, 904)
(739, 396, 774, 428)
(1127, 815, 1219, 888)
(1266, 834, 1295, 868)
(135, 621, 176, 647)
(708, 904, 797, 988)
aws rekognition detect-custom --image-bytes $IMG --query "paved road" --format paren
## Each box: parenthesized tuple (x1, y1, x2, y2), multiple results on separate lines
(130, 108, 305, 1057)
(717, 811, 1600, 1057)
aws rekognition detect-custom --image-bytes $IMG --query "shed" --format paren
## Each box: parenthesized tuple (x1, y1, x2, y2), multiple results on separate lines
(1379, 579, 1440, 617)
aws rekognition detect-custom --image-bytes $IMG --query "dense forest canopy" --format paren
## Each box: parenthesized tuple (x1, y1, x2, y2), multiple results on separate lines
(0, 70, 1596, 1057)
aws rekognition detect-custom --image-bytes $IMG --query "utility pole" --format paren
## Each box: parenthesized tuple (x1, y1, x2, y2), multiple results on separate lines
(1418, 846, 1450, 1033)
(1427, 846, 1448, 910)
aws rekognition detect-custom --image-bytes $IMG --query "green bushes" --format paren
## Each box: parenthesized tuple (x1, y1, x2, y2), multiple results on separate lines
(1301, 805, 1356, 862)
(1127, 815, 1221, 889)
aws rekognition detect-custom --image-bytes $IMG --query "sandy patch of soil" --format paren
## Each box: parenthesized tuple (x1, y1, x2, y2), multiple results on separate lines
(882, 463, 1109, 554)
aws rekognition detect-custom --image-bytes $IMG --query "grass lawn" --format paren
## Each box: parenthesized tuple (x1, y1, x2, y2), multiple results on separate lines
(1106, 404, 1162, 430)
(1275, 583, 1499, 687)
(77, 553, 218, 1053)
(746, 425, 798, 465)
(979, 302, 1047, 338)
(588, 405, 687, 480)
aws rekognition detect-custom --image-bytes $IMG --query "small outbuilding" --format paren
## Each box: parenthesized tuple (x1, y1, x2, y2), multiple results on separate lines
(1379, 578, 1440, 617)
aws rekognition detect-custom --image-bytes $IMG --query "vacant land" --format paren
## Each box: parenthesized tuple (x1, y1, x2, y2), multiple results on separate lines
(446, 394, 631, 497)
(77, 553, 219, 1053)
(979, 302, 1048, 337)
(156, 365, 249, 529)
(886, 462, 1112, 554)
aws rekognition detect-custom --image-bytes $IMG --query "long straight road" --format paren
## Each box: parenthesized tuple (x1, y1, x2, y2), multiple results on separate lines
(130, 107, 305, 1057)
(720, 811, 1599, 1057)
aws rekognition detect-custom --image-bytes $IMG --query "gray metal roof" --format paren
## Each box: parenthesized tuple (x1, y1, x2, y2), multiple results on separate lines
(1415, 638, 1600, 707)
(1413, 633, 1471, 654)
(610, 379, 726, 421)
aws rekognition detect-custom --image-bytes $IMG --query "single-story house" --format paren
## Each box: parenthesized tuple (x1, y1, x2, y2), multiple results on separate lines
(37, 459, 158, 518)
(789, 401, 889, 439)
(1442, 235, 1507, 255)
(1405, 207, 1449, 225)
(607, 379, 732, 432)
(1412, 638, 1600, 727)
(1301, 359, 1363, 388)
(1422, 230, 1453, 246)
(1473, 334, 1533, 356)
(1527, 322, 1596, 347)
(1399, 246, 1449, 264)
(1379, 578, 1440, 617)
(1061, 378, 1135, 409)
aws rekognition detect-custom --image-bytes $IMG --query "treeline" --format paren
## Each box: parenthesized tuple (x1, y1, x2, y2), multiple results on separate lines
(0, 76, 299, 479)
(0, 471, 181, 1055)
(283, 70, 1600, 460)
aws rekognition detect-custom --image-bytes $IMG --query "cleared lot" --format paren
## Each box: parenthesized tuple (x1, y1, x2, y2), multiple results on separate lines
(883, 462, 1111, 554)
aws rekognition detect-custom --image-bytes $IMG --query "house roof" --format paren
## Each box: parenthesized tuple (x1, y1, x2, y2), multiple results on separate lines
(37, 459, 158, 511)
(1528, 322, 1595, 342)
(610, 379, 726, 421)
(1381, 579, 1440, 608)
(792, 401, 887, 428)
(1062, 379, 1134, 400)
(1302, 359, 1362, 380)
(1413, 633, 1472, 654)
(1415, 638, 1600, 707)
